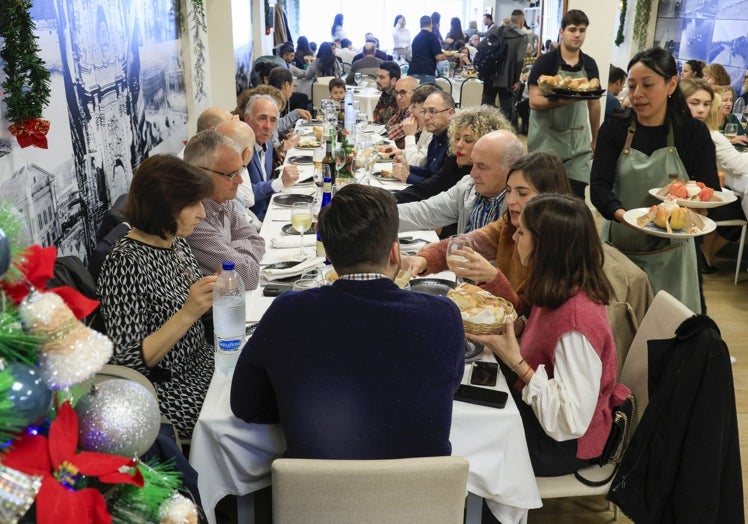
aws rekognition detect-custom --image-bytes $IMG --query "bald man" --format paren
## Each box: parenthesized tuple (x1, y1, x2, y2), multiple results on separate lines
(197, 106, 237, 132)
(386, 76, 419, 149)
(398, 130, 524, 234)
(215, 119, 261, 228)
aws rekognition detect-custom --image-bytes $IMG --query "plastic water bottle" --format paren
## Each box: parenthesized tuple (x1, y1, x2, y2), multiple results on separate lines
(213, 261, 246, 375)
(344, 90, 356, 135)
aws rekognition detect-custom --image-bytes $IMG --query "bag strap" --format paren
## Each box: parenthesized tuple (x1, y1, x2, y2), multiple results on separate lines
(574, 465, 619, 487)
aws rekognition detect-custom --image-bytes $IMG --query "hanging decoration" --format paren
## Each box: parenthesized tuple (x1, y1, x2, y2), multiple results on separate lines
(633, 0, 651, 51)
(0, 0, 52, 148)
(187, 0, 208, 101)
(615, 0, 627, 47)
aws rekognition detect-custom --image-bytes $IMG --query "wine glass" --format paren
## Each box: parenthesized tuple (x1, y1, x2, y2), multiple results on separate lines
(333, 146, 347, 172)
(354, 72, 362, 86)
(291, 202, 314, 260)
(312, 164, 329, 204)
(724, 123, 739, 140)
(446, 235, 474, 283)
(352, 156, 372, 184)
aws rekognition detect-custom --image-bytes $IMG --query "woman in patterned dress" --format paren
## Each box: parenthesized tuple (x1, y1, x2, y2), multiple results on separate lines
(99, 155, 216, 439)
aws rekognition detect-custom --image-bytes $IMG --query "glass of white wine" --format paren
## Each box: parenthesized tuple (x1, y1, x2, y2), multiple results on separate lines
(724, 123, 739, 140)
(446, 235, 474, 284)
(290, 202, 314, 260)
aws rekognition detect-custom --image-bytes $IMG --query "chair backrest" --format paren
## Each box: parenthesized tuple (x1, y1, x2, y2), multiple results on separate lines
(94, 364, 158, 399)
(356, 67, 379, 78)
(272, 456, 469, 524)
(435, 76, 452, 95)
(459, 79, 483, 108)
(619, 290, 694, 428)
(312, 77, 336, 113)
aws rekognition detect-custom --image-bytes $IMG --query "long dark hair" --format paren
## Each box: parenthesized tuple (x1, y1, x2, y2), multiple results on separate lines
(331, 13, 344, 37)
(295, 36, 313, 61)
(521, 194, 612, 309)
(501, 152, 572, 224)
(625, 47, 690, 126)
(447, 17, 463, 40)
(315, 42, 339, 77)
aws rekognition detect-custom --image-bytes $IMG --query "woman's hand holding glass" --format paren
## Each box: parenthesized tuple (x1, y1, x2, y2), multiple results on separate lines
(183, 275, 217, 321)
(453, 248, 499, 284)
(446, 235, 474, 283)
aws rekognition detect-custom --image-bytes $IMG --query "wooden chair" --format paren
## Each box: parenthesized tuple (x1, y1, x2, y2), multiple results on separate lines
(533, 291, 694, 519)
(272, 456, 469, 524)
(459, 78, 483, 108)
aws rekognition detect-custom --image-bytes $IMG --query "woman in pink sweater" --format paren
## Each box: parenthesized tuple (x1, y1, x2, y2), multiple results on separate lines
(470, 194, 630, 476)
(410, 151, 571, 315)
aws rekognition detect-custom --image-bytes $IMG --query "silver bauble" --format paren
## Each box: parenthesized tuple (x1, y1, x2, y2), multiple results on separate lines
(75, 378, 160, 457)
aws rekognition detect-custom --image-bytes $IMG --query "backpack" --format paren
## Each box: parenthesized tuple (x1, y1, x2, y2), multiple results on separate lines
(473, 32, 507, 80)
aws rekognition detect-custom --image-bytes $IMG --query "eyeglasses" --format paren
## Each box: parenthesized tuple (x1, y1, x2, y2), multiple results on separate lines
(395, 90, 412, 97)
(199, 165, 244, 181)
(420, 107, 451, 117)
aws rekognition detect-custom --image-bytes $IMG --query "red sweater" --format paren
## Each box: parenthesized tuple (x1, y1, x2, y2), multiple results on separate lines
(520, 292, 630, 459)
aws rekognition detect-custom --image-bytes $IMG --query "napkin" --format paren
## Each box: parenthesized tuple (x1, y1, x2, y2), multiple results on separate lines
(271, 236, 317, 248)
(262, 257, 326, 281)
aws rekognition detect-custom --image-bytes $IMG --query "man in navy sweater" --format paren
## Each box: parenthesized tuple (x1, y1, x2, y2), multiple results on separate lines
(231, 185, 465, 459)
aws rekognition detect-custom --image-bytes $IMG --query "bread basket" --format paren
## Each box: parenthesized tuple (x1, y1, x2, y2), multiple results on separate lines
(447, 283, 518, 335)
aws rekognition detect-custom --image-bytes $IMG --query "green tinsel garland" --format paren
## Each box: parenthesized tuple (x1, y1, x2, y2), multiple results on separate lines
(109, 459, 184, 523)
(615, 0, 627, 47)
(633, 0, 651, 51)
(188, 0, 207, 101)
(0, 0, 51, 124)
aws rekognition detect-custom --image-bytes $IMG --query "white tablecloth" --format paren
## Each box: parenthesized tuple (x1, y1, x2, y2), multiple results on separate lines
(189, 185, 541, 524)
(353, 88, 380, 121)
(190, 349, 541, 524)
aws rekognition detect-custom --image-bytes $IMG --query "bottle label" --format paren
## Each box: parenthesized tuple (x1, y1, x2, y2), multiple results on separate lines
(217, 338, 242, 352)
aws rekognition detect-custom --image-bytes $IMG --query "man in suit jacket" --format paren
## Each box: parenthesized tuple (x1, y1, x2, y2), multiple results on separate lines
(243, 94, 300, 221)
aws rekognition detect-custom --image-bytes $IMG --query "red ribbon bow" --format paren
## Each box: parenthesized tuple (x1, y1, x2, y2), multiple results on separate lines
(0, 245, 99, 319)
(8, 118, 51, 149)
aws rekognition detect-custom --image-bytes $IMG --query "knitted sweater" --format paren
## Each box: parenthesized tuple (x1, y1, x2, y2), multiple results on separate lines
(520, 292, 629, 459)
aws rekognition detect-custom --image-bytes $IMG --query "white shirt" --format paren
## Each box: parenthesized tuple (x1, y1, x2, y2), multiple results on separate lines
(392, 27, 411, 49)
(522, 331, 602, 441)
(403, 131, 432, 167)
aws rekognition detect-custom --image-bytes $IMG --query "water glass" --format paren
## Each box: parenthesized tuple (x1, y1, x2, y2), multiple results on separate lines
(352, 156, 372, 185)
(354, 72, 362, 86)
(446, 235, 474, 283)
(293, 278, 322, 291)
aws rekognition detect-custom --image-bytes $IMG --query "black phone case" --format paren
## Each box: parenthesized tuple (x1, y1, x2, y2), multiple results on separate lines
(470, 361, 499, 387)
(454, 384, 508, 409)
(262, 283, 295, 297)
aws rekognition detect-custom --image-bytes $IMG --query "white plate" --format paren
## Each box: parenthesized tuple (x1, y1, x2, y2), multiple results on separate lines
(648, 187, 738, 209)
(622, 208, 717, 239)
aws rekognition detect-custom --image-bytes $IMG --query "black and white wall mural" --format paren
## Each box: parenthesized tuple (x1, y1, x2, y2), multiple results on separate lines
(0, 0, 188, 261)
(655, 0, 748, 94)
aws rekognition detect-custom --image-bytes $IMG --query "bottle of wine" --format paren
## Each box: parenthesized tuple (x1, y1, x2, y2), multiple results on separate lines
(322, 128, 337, 185)
(316, 170, 333, 260)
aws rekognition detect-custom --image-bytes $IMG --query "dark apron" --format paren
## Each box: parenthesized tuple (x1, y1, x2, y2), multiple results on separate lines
(528, 64, 592, 185)
(601, 122, 701, 313)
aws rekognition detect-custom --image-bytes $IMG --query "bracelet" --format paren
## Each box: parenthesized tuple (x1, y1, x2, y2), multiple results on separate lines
(520, 365, 533, 381)
(510, 358, 526, 373)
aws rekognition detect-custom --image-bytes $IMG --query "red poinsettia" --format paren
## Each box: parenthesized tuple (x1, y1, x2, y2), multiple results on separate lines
(0, 401, 144, 524)
(0, 244, 99, 319)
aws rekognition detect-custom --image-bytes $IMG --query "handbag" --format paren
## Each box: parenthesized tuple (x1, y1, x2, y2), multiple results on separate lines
(574, 394, 636, 487)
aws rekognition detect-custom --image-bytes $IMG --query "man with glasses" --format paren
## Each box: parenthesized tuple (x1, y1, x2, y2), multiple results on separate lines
(391, 91, 455, 184)
(385, 76, 418, 149)
(184, 130, 265, 290)
(244, 94, 300, 221)
(372, 61, 401, 125)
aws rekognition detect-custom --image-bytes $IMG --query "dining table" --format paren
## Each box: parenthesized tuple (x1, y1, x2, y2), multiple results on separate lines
(188, 144, 542, 523)
(351, 87, 381, 122)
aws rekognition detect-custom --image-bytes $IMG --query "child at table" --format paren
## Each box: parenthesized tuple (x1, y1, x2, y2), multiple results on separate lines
(328, 77, 347, 103)
(469, 194, 630, 476)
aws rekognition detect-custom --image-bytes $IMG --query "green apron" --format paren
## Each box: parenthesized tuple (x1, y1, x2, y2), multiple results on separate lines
(600, 121, 702, 313)
(528, 65, 592, 185)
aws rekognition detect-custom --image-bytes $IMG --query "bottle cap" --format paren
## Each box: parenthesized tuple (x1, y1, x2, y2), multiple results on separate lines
(222, 261, 236, 271)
